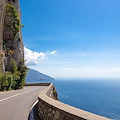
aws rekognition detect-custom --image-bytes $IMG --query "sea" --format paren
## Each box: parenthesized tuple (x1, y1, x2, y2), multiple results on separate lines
(27, 79, 120, 120)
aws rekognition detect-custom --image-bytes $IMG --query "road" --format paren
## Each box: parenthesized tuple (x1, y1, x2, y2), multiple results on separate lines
(0, 86, 46, 120)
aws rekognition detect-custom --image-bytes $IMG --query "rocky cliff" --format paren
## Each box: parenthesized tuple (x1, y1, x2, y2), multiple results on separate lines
(0, 0, 24, 72)
(0, 0, 6, 72)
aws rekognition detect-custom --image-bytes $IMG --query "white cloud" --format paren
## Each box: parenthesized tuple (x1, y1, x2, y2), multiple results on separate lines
(24, 47, 46, 65)
(24, 47, 57, 66)
(50, 50, 57, 55)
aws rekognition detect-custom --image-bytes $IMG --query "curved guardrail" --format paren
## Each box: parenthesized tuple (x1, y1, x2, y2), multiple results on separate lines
(38, 83, 112, 120)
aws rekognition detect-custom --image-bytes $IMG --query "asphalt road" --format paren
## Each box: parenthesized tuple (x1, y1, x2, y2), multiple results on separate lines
(0, 86, 46, 120)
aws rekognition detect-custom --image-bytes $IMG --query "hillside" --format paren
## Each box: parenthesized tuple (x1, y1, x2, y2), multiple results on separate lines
(26, 69, 54, 83)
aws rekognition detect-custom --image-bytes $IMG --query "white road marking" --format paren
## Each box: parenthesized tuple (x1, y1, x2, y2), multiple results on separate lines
(0, 87, 39, 102)
(30, 100, 38, 110)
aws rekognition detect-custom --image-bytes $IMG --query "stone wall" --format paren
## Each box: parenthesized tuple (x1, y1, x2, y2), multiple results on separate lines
(25, 83, 51, 86)
(38, 83, 111, 120)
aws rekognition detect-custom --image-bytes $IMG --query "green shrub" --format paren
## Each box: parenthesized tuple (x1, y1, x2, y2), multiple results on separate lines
(10, 59, 18, 73)
(0, 59, 28, 91)
(0, 73, 14, 91)
(6, 73, 14, 90)
(5, 3, 20, 38)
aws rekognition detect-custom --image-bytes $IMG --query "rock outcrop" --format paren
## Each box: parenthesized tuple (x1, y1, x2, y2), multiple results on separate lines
(0, 0, 24, 72)
(0, 0, 6, 72)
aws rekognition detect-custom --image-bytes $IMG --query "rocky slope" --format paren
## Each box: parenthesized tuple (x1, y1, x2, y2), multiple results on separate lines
(0, 0, 24, 72)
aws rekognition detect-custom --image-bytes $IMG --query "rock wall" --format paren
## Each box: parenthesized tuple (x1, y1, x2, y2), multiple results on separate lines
(46, 85, 58, 100)
(0, 0, 6, 72)
(0, 0, 24, 72)
(0, 0, 5, 52)
(38, 83, 111, 120)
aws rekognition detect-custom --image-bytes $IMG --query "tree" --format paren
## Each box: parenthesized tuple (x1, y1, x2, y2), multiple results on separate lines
(18, 61, 28, 89)
(0, 59, 28, 91)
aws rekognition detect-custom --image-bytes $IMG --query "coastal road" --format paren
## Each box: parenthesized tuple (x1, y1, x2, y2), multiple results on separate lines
(0, 86, 46, 120)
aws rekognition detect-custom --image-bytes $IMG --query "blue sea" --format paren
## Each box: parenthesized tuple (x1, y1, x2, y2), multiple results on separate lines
(28, 79, 120, 120)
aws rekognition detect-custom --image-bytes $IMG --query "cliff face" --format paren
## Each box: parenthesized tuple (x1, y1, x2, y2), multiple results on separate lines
(0, 0, 6, 72)
(0, 0, 24, 72)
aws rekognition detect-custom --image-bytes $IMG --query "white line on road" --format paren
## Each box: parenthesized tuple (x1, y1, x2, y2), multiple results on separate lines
(0, 87, 39, 102)
(30, 100, 38, 110)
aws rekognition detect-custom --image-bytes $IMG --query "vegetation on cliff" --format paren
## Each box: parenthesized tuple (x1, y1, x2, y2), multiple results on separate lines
(0, 54, 3, 72)
(0, 59, 28, 91)
(5, 3, 20, 38)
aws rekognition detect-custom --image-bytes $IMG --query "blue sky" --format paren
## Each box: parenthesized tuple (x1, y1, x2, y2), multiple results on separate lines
(20, 0, 120, 79)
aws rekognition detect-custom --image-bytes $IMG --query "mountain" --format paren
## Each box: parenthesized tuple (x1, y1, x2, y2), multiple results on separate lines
(26, 69, 54, 83)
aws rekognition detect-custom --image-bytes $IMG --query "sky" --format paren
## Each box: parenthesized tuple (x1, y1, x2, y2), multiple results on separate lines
(20, 0, 120, 79)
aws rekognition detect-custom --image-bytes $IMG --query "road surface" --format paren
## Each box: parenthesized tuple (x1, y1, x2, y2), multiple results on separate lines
(0, 86, 46, 120)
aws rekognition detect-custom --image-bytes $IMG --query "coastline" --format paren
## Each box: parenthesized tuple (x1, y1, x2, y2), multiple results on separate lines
(27, 79, 120, 119)
(37, 83, 111, 120)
